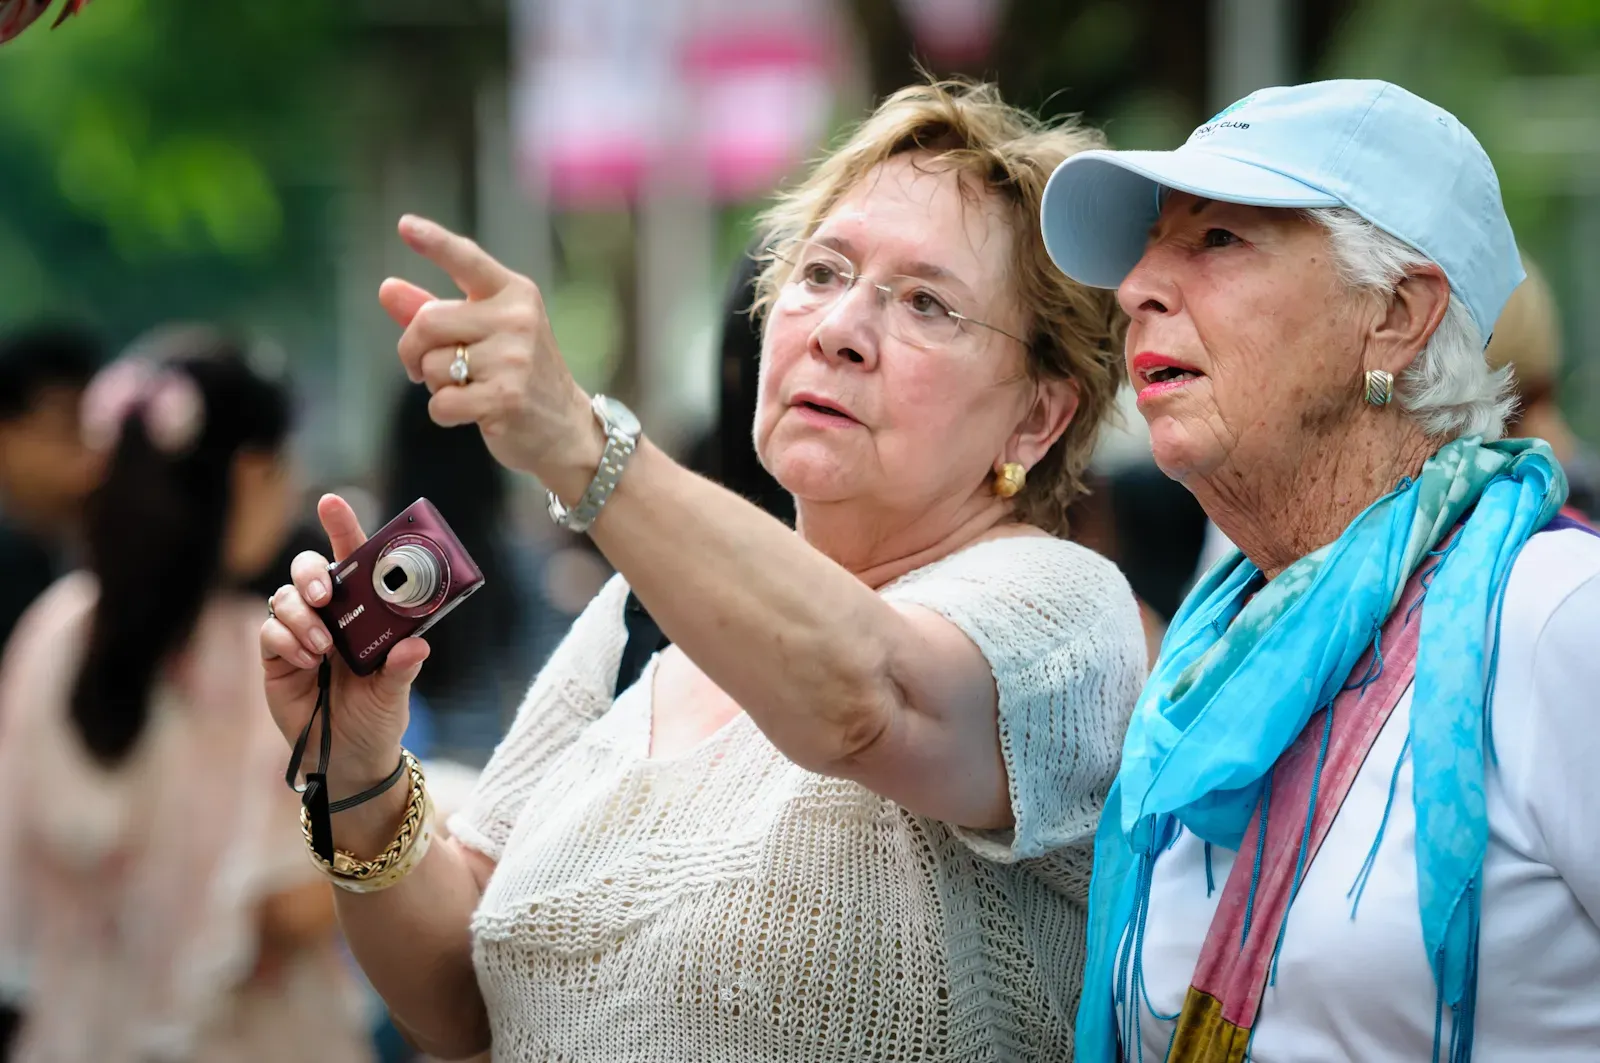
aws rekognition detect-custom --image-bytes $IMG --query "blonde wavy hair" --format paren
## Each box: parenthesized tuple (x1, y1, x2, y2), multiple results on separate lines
(751, 79, 1125, 536)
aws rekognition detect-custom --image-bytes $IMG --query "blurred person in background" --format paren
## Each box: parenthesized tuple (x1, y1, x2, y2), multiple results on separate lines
(363, 385, 533, 1063)
(1066, 462, 1209, 665)
(0, 324, 102, 649)
(262, 80, 1146, 1061)
(685, 239, 798, 526)
(382, 384, 525, 767)
(0, 332, 373, 1063)
(1486, 254, 1600, 524)
(1103, 463, 1208, 639)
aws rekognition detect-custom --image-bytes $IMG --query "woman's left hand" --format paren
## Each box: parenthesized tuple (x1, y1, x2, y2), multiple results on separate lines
(378, 215, 601, 481)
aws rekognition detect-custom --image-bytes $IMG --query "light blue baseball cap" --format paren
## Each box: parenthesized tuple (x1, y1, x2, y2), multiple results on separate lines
(1040, 80, 1523, 341)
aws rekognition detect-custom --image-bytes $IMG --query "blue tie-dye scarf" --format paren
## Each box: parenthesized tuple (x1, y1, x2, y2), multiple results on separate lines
(1076, 437, 1567, 1063)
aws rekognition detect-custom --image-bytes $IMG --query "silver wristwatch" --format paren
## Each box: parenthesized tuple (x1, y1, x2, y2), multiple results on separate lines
(546, 394, 642, 534)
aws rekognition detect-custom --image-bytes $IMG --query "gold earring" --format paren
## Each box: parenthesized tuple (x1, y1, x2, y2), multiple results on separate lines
(1364, 369, 1394, 407)
(993, 462, 1026, 499)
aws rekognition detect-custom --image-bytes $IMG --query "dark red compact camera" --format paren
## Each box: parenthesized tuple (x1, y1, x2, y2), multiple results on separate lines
(315, 497, 485, 676)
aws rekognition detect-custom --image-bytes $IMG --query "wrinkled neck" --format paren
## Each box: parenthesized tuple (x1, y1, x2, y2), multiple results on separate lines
(1194, 422, 1438, 580)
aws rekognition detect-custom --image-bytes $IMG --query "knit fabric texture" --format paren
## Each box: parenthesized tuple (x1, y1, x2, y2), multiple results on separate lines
(450, 536, 1146, 1062)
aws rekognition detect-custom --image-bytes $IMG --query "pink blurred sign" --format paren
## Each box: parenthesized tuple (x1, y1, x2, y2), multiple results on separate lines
(514, 0, 841, 208)
(894, 0, 1007, 66)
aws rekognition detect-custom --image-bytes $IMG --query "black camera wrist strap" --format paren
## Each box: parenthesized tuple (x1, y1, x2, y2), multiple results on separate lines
(284, 658, 407, 863)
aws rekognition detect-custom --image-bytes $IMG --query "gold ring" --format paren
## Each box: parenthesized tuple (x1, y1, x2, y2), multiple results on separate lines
(448, 344, 471, 386)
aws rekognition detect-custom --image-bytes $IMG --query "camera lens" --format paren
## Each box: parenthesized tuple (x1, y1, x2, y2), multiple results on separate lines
(374, 544, 442, 607)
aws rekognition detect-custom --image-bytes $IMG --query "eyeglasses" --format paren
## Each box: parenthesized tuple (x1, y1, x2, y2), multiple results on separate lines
(767, 241, 1027, 350)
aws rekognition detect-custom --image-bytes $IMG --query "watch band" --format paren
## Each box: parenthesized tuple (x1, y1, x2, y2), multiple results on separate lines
(547, 396, 639, 533)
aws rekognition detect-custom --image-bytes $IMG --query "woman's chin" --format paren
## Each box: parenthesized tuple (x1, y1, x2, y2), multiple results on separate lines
(764, 451, 860, 505)
(779, 475, 859, 506)
(1146, 421, 1219, 485)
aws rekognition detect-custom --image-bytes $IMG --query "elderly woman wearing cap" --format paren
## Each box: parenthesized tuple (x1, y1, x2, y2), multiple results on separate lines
(1041, 80, 1600, 1062)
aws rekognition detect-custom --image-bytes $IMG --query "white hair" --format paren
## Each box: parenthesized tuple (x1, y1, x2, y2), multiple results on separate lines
(1305, 207, 1514, 442)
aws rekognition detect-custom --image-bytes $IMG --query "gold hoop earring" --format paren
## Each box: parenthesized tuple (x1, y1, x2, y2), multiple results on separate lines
(1364, 369, 1394, 407)
(993, 462, 1026, 499)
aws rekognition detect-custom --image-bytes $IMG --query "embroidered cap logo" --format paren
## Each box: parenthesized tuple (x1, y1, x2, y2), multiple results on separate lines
(1204, 94, 1255, 126)
(1189, 92, 1258, 142)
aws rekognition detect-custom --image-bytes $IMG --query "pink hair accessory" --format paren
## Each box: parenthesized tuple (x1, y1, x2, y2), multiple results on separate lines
(81, 359, 206, 457)
(143, 372, 204, 453)
(80, 360, 151, 453)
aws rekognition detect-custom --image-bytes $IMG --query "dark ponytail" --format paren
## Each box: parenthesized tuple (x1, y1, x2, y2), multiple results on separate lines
(70, 334, 290, 765)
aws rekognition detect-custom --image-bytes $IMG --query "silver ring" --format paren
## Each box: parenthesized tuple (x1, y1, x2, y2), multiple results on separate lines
(448, 344, 471, 386)
(266, 594, 277, 620)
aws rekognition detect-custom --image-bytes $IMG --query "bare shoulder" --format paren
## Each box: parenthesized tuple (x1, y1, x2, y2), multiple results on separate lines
(0, 572, 97, 731)
(2, 571, 96, 670)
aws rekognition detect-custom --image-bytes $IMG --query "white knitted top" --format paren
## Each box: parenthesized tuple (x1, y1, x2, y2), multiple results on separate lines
(450, 536, 1146, 1062)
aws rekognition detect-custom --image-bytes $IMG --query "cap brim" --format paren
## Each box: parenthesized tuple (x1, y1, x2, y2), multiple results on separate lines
(1041, 148, 1343, 289)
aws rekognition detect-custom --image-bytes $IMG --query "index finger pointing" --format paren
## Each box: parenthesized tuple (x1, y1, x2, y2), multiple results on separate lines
(316, 493, 369, 563)
(398, 215, 515, 301)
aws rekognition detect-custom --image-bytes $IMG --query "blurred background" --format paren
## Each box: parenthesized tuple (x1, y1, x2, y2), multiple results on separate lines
(2, 0, 1597, 792)
(5, 0, 1598, 462)
(2, 2, 1598, 1059)
(4, 0, 1598, 740)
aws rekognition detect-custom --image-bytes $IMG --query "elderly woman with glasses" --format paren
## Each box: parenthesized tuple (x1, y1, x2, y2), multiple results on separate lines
(1042, 80, 1600, 1062)
(258, 81, 1146, 1061)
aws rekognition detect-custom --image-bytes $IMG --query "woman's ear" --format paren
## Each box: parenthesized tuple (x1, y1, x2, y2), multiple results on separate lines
(1007, 376, 1079, 469)
(1369, 264, 1451, 375)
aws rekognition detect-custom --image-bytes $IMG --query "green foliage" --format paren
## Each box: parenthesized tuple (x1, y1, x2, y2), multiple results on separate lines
(0, 0, 343, 340)
(1321, 0, 1600, 438)
(1475, 0, 1600, 43)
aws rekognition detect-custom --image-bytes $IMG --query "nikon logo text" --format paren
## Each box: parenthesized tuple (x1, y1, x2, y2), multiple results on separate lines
(337, 605, 365, 629)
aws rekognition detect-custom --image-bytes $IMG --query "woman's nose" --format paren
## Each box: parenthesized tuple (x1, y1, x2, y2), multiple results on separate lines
(810, 281, 882, 368)
(1117, 247, 1181, 321)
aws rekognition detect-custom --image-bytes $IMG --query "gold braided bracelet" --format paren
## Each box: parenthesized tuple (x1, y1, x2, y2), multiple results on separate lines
(301, 749, 434, 893)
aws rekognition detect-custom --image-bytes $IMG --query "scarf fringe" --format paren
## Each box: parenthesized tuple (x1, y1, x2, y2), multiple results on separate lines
(1434, 878, 1482, 1063)
(1238, 775, 1272, 950)
(1117, 831, 1184, 1063)
(1268, 705, 1336, 987)
(1347, 733, 1411, 920)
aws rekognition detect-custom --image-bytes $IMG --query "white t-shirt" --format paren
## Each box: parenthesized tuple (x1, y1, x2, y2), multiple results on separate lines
(1120, 522, 1600, 1062)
